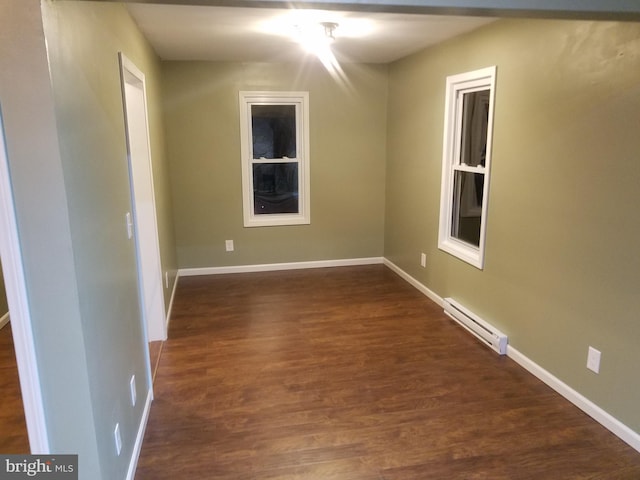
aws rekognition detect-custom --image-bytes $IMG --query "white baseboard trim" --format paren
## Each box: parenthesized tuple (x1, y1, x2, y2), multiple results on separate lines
(383, 259, 640, 454)
(383, 258, 443, 307)
(126, 388, 153, 480)
(165, 273, 179, 333)
(179, 257, 384, 277)
(507, 346, 640, 453)
(0, 311, 9, 329)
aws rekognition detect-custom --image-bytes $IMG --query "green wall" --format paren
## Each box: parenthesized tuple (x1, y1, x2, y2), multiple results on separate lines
(44, 4, 147, 474)
(385, 18, 640, 432)
(0, 0, 177, 478)
(46, 1, 178, 314)
(163, 61, 388, 268)
(1, 0, 101, 473)
(41, 1, 178, 476)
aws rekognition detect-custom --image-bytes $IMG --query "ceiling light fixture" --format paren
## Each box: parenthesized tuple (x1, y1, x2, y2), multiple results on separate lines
(320, 21, 338, 42)
(293, 21, 342, 78)
(294, 21, 339, 54)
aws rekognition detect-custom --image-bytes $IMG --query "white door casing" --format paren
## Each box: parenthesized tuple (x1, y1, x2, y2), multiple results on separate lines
(118, 54, 167, 343)
(0, 108, 49, 453)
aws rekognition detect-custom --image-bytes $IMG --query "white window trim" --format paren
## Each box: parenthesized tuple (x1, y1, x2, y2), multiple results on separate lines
(239, 91, 310, 227)
(438, 66, 497, 269)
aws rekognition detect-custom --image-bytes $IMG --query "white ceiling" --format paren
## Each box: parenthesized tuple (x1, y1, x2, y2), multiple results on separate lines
(126, 4, 495, 64)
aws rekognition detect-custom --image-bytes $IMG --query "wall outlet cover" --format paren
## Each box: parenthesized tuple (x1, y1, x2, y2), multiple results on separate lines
(114, 423, 122, 456)
(129, 375, 136, 407)
(587, 346, 601, 374)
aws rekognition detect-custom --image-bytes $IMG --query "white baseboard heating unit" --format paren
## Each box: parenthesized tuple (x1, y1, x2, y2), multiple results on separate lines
(443, 298, 508, 355)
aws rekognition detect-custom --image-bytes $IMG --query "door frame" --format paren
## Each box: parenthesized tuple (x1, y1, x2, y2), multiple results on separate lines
(118, 53, 167, 345)
(0, 108, 49, 453)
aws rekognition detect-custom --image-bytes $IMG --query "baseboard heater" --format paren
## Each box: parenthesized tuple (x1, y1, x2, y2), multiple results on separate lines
(443, 298, 508, 355)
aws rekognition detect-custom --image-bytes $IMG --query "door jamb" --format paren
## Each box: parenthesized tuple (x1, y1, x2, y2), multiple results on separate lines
(0, 108, 49, 453)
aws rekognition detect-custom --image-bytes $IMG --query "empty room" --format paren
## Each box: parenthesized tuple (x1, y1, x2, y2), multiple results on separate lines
(0, 1, 639, 479)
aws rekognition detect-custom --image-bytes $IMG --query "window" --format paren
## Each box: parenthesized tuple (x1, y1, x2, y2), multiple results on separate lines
(438, 66, 496, 269)
(239, 91, 310, 227)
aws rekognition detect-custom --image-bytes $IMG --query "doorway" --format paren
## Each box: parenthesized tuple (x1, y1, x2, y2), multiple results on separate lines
(0, 314, 29, 452)
(118, 54, 167, 345)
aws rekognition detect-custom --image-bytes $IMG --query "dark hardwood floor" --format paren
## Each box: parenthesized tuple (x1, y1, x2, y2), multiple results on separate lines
(136, 265, 640, 479)
(0, 324, 29, 453)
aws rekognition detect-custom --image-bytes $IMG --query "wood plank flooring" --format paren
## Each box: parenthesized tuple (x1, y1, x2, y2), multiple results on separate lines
(135, 265, 640, 479)
(0, 324, 29, 453)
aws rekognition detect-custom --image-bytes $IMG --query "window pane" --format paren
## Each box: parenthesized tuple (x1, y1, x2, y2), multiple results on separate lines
(251, 105, 296, 159)
(253, 163, 299, 214)
(460, 89, 490, 167)
(451, 171, 484, 246)
(438, 67, 495, 268)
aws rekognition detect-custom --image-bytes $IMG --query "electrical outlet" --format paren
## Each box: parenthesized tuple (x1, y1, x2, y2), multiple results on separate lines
(129, 375, 136, 407)
(225, 239, 234, 252)
(114, 423, 122, 456)
(587, 346, 601, 374)
(165, 271, 169, 289)
(420, 253, 427, 268)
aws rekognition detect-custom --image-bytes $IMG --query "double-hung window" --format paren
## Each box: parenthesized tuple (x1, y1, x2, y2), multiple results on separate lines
(239, 91, 310, 227)
(438, 66, 497, 269)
